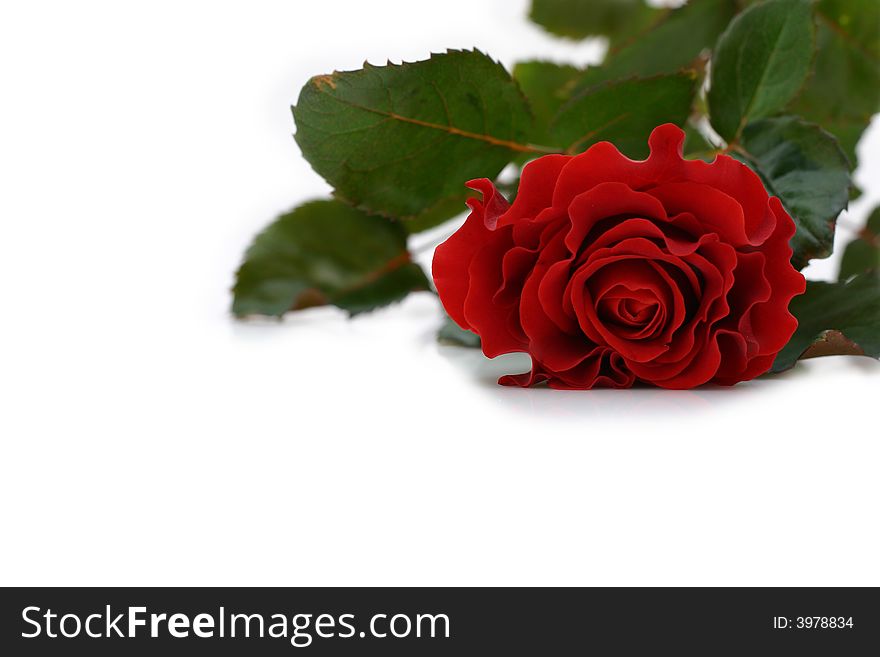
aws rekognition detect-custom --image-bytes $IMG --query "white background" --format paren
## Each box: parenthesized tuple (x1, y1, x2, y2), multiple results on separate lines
(1, 0, 877, 586)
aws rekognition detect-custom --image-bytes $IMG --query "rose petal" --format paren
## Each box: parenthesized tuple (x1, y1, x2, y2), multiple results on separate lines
(499, 154, 570, 227)
(432, 179, 508, 329)
(552, 124, 774, 245)
(463, 226, 527, 358)
(564, 182, 668, 254)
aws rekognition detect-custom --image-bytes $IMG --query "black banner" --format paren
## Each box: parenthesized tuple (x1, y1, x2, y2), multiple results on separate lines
(1, 587, 877, 654)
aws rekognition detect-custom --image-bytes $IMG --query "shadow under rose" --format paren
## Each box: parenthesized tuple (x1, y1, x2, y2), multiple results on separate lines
(437, 345, 787, 419)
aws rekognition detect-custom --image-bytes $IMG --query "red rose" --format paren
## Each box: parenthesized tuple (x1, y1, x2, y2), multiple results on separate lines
(432, 124, 806, 389)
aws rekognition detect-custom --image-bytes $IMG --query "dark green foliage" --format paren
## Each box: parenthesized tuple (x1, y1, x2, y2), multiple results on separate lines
(787, 0, 880, 167)
(549, 73, 698, 157)
(514, 61, 583, 149)
(708, 0, 815, 143)
(529, 0, 660, 41)
(293, 50, 532, 220)
(738, 116, 851, 268)
(574, 0, 736, 91)
(839, 207, 880, 280)
(772, 274, 880, 372)
(233, 200, 430, 317)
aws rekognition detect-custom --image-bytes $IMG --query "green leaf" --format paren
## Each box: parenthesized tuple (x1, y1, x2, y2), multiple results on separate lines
(787, 0, 880, 168)
(737, 116, 851, 268)
(402, 194, 470, 234)
(437, 315, 481, 348)
(573, 0, 737, 91)
(292, 50, 533, 219)
(771, 274, 880, 372)
(839, 206, 880, 280)
(682, 121, 716, 159)
(823, 121, 872, 171)
(708, 0, 815, 143)
(513, 61, 583, 149)
(850, 183, 863, 202)
(528, 0, 660, 41)
(232, 200, 430, 317)
(548, 72, 698, 157)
